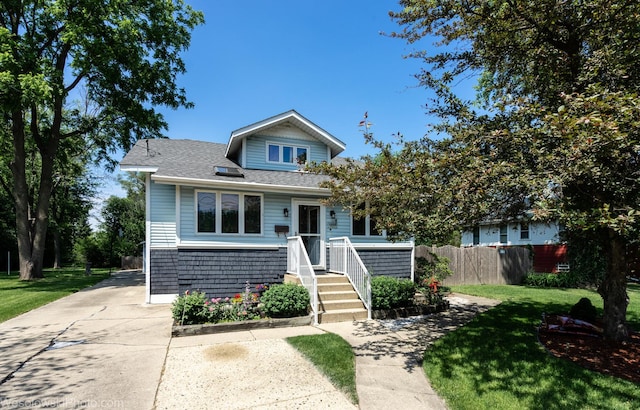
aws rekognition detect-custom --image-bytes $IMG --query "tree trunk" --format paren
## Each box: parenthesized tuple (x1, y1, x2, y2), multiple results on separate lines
(53, 229, 62, 269)
(598, 229, 629, 341)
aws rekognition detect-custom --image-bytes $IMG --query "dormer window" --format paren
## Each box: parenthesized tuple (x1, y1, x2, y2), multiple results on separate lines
(267, 142, 309, 165)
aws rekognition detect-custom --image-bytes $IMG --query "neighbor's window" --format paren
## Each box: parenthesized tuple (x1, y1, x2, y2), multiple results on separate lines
(520, 223, 530, 240)
(267, 142, 309, 165)
(499, 225, 508, 244)
(472, 226, 480, 245)
(197, 192, 216, 233)
(196, 191, 262, 235)
(352, 203, 382, 236)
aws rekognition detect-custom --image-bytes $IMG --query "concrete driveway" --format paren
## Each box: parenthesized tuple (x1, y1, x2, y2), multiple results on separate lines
(0, 271, 170, 409)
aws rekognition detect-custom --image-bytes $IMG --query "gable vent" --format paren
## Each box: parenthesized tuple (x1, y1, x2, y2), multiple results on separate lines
(214, 166, 244, 177)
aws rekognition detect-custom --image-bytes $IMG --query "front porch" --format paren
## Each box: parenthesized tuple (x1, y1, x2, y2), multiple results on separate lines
(287, 236, 415, 325)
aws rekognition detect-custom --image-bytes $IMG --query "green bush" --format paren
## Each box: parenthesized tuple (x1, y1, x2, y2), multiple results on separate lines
(371, 276, 416, 310)
(172, 290, 209, 325)
(261, 283, 310, 318)
(523, 272, 577, 288)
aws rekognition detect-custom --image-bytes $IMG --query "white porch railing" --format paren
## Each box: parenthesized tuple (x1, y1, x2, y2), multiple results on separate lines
(329, 237, 372, 320)
(287, 236, 318, 325)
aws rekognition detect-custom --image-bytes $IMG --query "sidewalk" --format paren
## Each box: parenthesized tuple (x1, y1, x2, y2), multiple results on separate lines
(0, 272, 499, 409)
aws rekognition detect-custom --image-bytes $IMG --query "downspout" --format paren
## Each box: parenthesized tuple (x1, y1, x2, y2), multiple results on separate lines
(145, 173, 152, 304)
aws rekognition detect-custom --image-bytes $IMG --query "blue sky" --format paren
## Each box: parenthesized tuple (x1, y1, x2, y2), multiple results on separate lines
(150, 0, 433, 158)
(102, 1, 452, 207)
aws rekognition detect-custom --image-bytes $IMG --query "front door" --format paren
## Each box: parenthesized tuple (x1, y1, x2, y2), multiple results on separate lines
(293, 200, 325, 268)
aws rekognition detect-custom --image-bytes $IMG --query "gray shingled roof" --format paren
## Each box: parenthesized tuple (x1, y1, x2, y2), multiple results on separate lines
(120, 138, 342, 191)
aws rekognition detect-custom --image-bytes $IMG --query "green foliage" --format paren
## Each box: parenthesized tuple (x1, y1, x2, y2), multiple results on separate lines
(423, 284, 640, 409)
(287, 333, 358, 404)
(371, 276, 416, 310)
(171, 283, 264, 325)
(416, 253, 452, 284)
(0, 1, 203, 279)
(522, 272, 576, 288)
(260, 283, 310, 318)
(171, 290, 209, 326)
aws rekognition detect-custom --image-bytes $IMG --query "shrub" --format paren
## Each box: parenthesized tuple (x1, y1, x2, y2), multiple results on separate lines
(261, 283, 310, 318)
(172, 290, 209, 325)
(523, 272, 578, 288)
(371, 276, 416, 310)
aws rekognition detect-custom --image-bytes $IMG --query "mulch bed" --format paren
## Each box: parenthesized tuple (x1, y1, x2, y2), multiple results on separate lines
(538, 315, 640, 384)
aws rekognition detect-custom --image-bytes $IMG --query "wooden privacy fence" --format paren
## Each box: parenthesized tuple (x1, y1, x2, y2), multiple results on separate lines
(121, 256, 143, 270)
(416, 245, 532, 285)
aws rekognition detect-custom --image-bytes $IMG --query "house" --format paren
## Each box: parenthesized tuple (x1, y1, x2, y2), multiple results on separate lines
(120, 110, 414, 312)
(461, 221, 568, 273)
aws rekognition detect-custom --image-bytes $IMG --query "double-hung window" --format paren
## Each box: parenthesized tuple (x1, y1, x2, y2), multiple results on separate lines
(520, 223, 530, 240)
(352, 203, 382, 236)
(499, 225, 508, 244)
(267, 142, 308, 165)
(197, 191, 262, 234)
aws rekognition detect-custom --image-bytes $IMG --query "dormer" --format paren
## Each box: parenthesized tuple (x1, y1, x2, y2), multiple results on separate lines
(225, 110, 346, 171)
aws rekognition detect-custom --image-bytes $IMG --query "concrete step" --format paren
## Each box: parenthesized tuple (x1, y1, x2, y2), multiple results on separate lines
(320, 299, 365, 311)
(318, 290, 359, 301)
(317, 283, 354, 292)
(319, 308, 368, 323)
(316, 274, 349, 284)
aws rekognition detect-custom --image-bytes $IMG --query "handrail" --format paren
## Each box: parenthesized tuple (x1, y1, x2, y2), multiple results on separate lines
(286, 236, 318, 325)
(329, 237, 371, 320)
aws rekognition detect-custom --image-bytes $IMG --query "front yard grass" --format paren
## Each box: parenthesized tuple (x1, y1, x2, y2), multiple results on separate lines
(0, 268, 111, 323)
(424, 284, 640, 410)
(287, 332, 358, 405)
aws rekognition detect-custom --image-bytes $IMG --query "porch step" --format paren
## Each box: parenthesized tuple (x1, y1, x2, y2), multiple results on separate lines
(315, 273, 368, 324)
(319, 308, 369, 323)
(320, 299, 365, 311)
(318, 290, 359, 301)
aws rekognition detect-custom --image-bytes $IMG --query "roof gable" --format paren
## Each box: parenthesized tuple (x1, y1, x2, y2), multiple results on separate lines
(226, 110, 345, 159)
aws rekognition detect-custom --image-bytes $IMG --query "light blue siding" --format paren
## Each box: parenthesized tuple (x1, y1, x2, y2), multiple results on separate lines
(150, 181, 176, 247)
(244, 134, 329, 171)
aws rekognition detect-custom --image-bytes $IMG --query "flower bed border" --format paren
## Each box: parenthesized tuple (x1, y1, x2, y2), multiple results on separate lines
(172, 314, 313, 337)
(372, 300, 450, 320)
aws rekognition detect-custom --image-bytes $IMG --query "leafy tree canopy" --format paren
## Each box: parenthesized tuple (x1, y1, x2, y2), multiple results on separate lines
(1, 1, 203, 279)
(317, 0, 639, 340)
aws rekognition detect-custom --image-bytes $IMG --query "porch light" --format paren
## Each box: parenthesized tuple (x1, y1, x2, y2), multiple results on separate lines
(330, 210, 336, 219)
(283, 208, 289, 218)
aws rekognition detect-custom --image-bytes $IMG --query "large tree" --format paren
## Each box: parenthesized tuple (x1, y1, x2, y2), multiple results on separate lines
(395, 0, 640, 341)
(319, 0, 639, 340)
(0, 1, 203, 280)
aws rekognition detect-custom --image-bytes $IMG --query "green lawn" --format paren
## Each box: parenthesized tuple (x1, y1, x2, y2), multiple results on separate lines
(0, 268, 111, 323)
(424, 284, 640, 410)
(287, 332, 358, 405)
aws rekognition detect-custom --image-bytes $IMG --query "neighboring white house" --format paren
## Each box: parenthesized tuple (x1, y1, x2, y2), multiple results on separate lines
(461, 221, 568, 273)
(120, 110, 414, 303)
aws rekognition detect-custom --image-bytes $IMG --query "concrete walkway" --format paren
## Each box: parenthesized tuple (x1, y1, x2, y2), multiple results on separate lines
(0, 271, 499, 409)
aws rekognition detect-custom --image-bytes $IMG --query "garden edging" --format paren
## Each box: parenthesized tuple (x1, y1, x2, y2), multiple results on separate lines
(172, 314, 313, 337)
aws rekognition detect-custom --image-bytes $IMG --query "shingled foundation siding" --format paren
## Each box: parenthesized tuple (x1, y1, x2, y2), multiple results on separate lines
(357, 249, 413, 279)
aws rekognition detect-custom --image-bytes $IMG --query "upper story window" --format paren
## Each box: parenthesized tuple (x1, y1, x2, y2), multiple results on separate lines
(197, 190, 262, 235)
(499, 225, 508, 244)
(352, 203, 382, 236)
(267, 142, 308, 165)
(520, 223, 530, 240)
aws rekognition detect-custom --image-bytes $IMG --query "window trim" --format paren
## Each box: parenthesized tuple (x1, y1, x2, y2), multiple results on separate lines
(266, 141, 310, 165)
(520, 222, 530, 240)
(195, 189, 263, 235)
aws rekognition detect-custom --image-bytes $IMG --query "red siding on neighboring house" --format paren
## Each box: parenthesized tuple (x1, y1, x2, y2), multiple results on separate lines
(532, 245, 568, 273)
